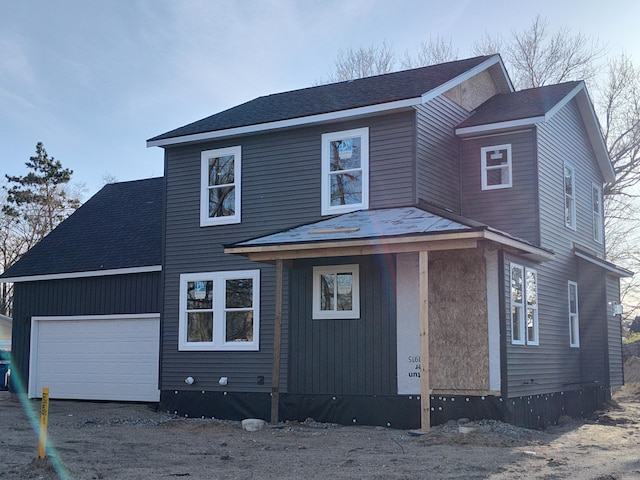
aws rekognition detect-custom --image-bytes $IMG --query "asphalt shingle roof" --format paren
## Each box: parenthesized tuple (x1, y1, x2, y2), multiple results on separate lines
(148, 55, 495, 143)
(457, 81, 582, 128)
(1, 177, 163, 279)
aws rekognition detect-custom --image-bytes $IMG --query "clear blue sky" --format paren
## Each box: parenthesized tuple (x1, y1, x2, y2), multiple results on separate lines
(1, 0, 639, 199)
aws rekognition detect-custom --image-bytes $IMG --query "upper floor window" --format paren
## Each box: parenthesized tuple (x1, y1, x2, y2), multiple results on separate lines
(321, 128, 369, 215)
(312, 264, 360, 319)
(568, 281, 580, 347)
(481, 144, 512, 190)
(564, 163, 576, 230)
(200, 146, 241, 226)
(592, 184, 603, 243)
(510, 263, 539, 346)
(179, 270, 260, 351)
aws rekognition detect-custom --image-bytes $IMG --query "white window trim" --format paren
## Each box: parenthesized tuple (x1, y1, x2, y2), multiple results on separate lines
(312, 264, 360, 319)
(525, 269, 539, 346)
(510, 263, 539, 346)
(178, 270, 259, 351)
(200, 146, 241, 226)
(564, 163, 576, 230)
(321, 127, 369, 216)
(481, 144, 512, 190)
(568, 281, 580, 348)
(592, 183, 603, 244)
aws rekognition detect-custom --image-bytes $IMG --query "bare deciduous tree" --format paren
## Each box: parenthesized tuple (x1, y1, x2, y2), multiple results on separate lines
(474, 15, 604, 90)
(401, 36, 458, 69)
(323, 41, 395, 83)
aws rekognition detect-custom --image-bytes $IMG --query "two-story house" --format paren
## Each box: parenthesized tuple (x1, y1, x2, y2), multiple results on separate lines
(146, 54, 631, 429)
(2, 54, 631, 430)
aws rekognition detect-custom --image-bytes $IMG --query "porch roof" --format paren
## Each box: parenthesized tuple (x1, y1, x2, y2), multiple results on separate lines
(224, 206, 554, 262)
(574, 247, 634, 278)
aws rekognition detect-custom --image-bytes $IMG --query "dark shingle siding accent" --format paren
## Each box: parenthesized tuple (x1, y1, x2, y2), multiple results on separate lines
(149, 56, 494, 142)
(1, 177, 163, 278)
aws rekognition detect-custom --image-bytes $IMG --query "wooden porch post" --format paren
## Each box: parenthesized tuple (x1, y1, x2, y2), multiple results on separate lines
(419, 250, 430, 432)
(270, 259, 283, 425)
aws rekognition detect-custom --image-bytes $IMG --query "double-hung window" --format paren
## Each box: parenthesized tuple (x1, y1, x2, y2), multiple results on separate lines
(568, 281, 580, 347)
(592, 184, 603, 243)
(564, 164, 576, 230)
(481, 144, 512, 190)
(510, 263, 539, 345)
(200, 146, 241, 226)
(321, 128, 369, 215)
(179, 270, 259, 351)
(312, 265, 360, 319)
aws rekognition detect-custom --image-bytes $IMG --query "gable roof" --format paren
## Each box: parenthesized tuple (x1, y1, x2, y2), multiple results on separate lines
(0, 177, 163, 283)
(148, 55, 508, 147)
(456, 81, 615, 183)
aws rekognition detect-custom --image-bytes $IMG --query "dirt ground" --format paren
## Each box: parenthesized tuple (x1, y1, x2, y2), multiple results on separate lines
(1, 385, 640, 480)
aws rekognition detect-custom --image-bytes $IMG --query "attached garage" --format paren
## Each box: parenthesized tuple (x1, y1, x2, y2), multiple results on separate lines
(29, 314, 160, 401)
(0, 178, 164, 400)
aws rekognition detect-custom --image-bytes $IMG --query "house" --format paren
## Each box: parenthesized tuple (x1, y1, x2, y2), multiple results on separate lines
(0, 314, 11, 352)
(0, 178, 163, 402)
(146, 54, 631, 430)
(3, 55, 632, 430)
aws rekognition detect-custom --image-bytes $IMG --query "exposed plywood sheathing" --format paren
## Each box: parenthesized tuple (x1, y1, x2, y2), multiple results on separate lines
(443, 69, 499, 111)
(428, 249, 489, 392)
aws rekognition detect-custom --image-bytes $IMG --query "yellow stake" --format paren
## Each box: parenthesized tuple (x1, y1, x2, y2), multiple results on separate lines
(38, 387, 50, 459)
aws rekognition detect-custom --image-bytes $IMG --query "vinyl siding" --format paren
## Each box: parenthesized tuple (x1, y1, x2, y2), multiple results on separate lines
(504, 98, 610, 397)
(162, 112, 415, 394)
(10, 272, 161, 392)
(460, 129, 539, 244)
(607, 276, 624, 387)
(415, 96, 470, 211)
(288, 256, 396, 396)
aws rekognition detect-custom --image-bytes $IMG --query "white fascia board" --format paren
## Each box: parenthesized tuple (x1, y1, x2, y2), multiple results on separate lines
(455, 116, 546, 136)
(544, 82, 614, 183)
(147, 98, 422, 148)
(421, 55, 512, 104)
(0, 265, 162, 283)
(574, 88, 616, 183)
(544, 83, 584, 120)
(574, 251, 633, 277)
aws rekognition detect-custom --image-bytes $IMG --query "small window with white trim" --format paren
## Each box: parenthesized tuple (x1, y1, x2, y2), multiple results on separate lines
(200, 146, 241, 226)
(510, 263, 539, 345)
(312, 264, 360, 319)
(592, 184, 603, 243)
(179, 270, 259, 351)
(568, 281, 580, 347)
(481, 144, 512, 190)
(564, 163, 576, 230)
(321, 128, 369, 215)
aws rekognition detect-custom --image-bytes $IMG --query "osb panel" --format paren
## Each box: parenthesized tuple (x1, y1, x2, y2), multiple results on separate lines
(428, 249, 489, 391)
(443, 69, 499, 111)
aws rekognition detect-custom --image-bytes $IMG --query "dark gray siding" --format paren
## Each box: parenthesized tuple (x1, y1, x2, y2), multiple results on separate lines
(10, 272, 161, 392)
(415, 96, 470, 211)
(607, 276, 624, 387)
(460, 129, 539, 244)
(504, 99, 611, 397)
(537, 98, 606, 256)
(288, 256, 396, 395)
(578, 261, 607, 385)
(162, 112, 415, 394)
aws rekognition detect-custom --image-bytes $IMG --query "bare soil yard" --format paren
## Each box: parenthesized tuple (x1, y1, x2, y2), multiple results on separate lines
(1, 385, 640, 479)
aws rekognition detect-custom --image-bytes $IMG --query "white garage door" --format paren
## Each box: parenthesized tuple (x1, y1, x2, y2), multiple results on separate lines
(29, 314, 160, 402)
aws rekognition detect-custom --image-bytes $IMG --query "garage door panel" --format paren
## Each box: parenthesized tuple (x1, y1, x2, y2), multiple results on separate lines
(30, 315, 160, 402)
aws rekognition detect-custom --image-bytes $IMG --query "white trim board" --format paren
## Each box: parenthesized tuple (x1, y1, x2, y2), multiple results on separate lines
(0, 265, 162, 283)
